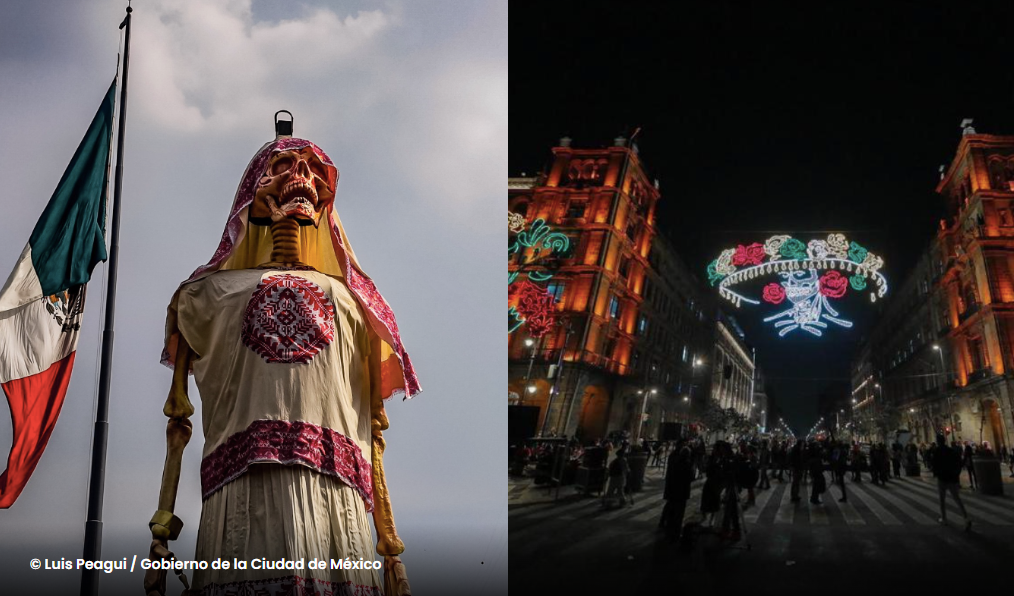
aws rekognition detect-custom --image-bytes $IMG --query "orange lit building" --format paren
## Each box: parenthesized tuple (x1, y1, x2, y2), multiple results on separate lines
(934, 126, 1014, 452)
(509, 137, 716, 441)
(851, 126, 1014, 452)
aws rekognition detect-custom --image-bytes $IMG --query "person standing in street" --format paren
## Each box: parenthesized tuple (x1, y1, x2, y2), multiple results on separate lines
(700, 443, 723, 527)
(832, 441, 848, 502)
(738, 445, 759, 507)
(719, 443, 742, 540)
(772, 441, 785, 482)
(963, 443, 978, 489)
(891, 443, 903, 478)
(758, 440, 771, 490)
(789, 440, 804, 502)
(602, 447, 632, 508)
(661, 447, 695, 542)
(933, 435, 971, 531)
(808, 444, 826, 505)
(851, 443, 863, 482)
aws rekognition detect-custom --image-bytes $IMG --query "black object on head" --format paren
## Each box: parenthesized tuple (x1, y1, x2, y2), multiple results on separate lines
(275, 110, 293, 136)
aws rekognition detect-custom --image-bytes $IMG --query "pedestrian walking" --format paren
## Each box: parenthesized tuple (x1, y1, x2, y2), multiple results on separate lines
(891, 443, 903, 478)
(738, 445, 758, 506)
(773, 441, 785, 482)
(850, 443, 862, 482)
(650, 441, 664, 467)
(758, 441, 771, 490)
(700, 444, 723, 527)
(789, 440, 804, 502)
(932, 435, 971, 531)
(718, 443, 742, 540)
(602, 447, 632, 508)
(808, 444, 826, 504)
(832, 441, 848, 502)
(661, 447, 695, 542)
(880, 444, 892, 484)
(693, 441, 706, 480)
(963, 444, 977, 489)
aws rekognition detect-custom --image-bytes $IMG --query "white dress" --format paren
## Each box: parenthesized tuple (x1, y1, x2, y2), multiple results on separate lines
(175, 267, 382, 595)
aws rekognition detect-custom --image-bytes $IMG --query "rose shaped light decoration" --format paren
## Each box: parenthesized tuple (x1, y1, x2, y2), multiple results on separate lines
(706, 233, 888, 337)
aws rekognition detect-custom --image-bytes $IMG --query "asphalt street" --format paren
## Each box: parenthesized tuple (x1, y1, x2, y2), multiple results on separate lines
(510, 466, 1014, 594)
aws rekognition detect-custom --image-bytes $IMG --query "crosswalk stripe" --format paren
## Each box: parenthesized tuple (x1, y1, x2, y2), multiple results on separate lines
(808, 477, 831, 525)
(510, 472, 1014, 530)
(900, 479, 1014, 524)
(773, 482, 796, 524)
(828, 486, 867, 525)
(744, 484, 779, 523)
(905, 477, 1014, 519)
(886, 481, 971, 523)
(599, 493, 663, 521)
(858, 482, 936, 524)
(847, 482, 902, 525)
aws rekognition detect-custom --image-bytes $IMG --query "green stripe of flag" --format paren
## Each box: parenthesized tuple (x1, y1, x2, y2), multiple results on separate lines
(29, 80, 115, 297)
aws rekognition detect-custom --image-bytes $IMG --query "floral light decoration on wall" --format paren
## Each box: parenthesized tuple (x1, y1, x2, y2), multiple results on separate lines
(706, 233, 888, 337)
(508, 213, 570, 337)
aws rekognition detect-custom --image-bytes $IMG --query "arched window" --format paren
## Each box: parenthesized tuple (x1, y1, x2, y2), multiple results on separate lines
(989, 158, 1005, 190)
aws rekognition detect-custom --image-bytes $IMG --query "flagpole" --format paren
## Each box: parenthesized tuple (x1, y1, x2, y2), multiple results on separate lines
(81, 3, 131, 595)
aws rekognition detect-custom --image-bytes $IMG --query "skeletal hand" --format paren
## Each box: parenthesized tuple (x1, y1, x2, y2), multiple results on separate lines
(143, 538, 173, 596)
(383, 555, 411, 596)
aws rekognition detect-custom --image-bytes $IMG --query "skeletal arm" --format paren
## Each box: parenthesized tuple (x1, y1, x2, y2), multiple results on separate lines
(369, 335, 411, 596)
(144, 335, 196, 596)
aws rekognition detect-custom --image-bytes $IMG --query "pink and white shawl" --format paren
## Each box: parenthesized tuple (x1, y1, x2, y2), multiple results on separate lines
(161, 137, 420, 400)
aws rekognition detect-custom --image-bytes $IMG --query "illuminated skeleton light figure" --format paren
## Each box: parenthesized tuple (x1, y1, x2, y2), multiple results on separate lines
(707, 233, 887, 339)
(763, 270, 852, 337)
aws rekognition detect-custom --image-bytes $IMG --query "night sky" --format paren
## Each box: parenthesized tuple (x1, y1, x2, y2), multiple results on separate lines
(511, 2, 1014, 433)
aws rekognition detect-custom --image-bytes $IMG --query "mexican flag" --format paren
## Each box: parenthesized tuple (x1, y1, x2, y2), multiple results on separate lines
(0, 80, 115, 508)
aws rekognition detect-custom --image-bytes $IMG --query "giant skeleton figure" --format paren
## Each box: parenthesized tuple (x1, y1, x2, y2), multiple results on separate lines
(144, 134, 420, 596)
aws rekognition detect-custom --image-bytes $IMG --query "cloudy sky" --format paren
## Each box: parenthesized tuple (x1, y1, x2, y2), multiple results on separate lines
(0, 1, 505, 594)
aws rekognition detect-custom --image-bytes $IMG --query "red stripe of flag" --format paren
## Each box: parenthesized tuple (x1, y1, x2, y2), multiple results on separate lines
(0, 352, 76, 508)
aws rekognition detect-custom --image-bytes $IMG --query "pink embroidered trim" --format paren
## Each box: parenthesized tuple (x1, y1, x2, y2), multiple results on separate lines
(242, 274, 336, 364)
(201, 420, 374, 512)
(196, 576, 381, 596)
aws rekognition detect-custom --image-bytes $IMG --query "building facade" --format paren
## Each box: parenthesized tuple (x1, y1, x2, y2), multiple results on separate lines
(851, 127, 1014, 452)
(934, 128, 1014, 452)
(627, 232, 716, 441)
(508, 137, 660, 441)
(711, 312, 755, 419)
(508, 138, 719, 442)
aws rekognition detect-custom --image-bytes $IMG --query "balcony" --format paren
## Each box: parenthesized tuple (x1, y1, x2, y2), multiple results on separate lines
(957, 303, 980, 324)
(967, 367, 992, 385)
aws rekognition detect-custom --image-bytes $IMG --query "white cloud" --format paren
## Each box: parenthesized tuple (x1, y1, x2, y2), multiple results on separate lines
(132, 0, 391, 132)
(127, 0, 502, 217)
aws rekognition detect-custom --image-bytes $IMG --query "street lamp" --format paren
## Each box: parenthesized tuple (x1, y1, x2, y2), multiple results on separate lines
(521, 337, 537, 405)
(635, 388, 658, 443)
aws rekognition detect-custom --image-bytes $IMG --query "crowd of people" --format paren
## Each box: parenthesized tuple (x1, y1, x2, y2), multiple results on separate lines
(511, 432, 1014, 540)
(649, 434, 1012, 542)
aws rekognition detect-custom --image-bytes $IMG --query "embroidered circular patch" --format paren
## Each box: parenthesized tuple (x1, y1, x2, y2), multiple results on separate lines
(242, 274, 336, 364)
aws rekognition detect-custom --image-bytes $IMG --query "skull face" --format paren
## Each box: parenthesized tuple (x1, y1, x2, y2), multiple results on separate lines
(783, 270, 818, 303)
(251, 147, 335, 226)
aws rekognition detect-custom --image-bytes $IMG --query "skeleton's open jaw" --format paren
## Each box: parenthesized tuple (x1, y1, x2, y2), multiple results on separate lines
(267, 194, 317, 224)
